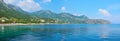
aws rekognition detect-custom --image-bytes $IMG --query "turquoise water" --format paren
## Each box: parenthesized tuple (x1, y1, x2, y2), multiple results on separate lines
(0, 24, 120, 41)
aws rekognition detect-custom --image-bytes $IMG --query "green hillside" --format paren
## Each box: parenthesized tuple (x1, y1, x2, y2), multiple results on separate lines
(0, 0, 110, 24)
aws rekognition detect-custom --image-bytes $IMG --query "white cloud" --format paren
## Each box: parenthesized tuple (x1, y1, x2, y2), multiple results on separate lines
(16, 0, 41, 12)
(3, 0, 41, 12)
(43, 0, 51, 3)
(61, 6, 66, 12)
(73, 13, 81, 16)
(3, 0, 18, 4)
(99, 8, 111, 17)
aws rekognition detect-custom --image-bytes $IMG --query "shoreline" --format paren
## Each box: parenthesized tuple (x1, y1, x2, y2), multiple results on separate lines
(0, 24, 28, 26)
(0, 23, 112, 26)
(0, 23, 64, 26)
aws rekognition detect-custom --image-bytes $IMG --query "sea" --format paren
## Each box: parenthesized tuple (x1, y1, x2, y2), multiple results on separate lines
(0, 24, 120, 41)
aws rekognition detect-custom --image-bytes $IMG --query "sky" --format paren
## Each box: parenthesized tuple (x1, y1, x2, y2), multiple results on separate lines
(3, 0, 120, 24)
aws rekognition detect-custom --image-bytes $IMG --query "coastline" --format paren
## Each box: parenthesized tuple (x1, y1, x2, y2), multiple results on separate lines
(0, 23, 60, 26)
(0, 24, 28, 26)
(0, 23, 112, 26)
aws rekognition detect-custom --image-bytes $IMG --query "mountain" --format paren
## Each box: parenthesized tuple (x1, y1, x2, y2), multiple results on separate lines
(32, 10, 58, 18)
(0, 0, 33, 23)
(0, 0, 110, 24)
(32, 11, 110, 24)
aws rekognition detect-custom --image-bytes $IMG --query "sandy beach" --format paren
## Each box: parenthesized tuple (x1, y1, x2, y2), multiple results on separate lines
(0, 23, 50, 26)
(0, 24, 28, 26)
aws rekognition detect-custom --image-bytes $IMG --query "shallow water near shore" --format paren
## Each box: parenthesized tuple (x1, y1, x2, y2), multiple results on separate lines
(0, 24, 120, 41)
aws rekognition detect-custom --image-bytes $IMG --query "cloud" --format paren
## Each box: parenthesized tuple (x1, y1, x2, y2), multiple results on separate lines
(61, 6, 66, 12)
(72, 13, 81, 16)
(4, 0, 14, 4)
(3, 0, 18, 4)
(16, 0, 41, 12)
(43, 0, 51, 3)
(4, 0, 41, 12)
(99, 8, 111, 17)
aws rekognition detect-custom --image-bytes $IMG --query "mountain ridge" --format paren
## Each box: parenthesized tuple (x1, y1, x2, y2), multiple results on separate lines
(0, 0, 110, 24)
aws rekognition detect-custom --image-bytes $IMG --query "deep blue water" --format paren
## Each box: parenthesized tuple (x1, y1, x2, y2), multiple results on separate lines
(0, 24, 120, 41)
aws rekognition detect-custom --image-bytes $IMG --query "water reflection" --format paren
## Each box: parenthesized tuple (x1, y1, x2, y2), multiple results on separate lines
(72, 27, 88, 36)
(100, 25, 109, 38)
(0, 26, 30, 41)
(100, 25, 109, 41)
(4, 25, 89, 41)
(1, 26, 4, 32)
(0, 24, 120, 41)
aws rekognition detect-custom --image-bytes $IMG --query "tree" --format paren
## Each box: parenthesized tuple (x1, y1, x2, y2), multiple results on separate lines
(0, 17, 8, 23)
(9, 17, 18, 23)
